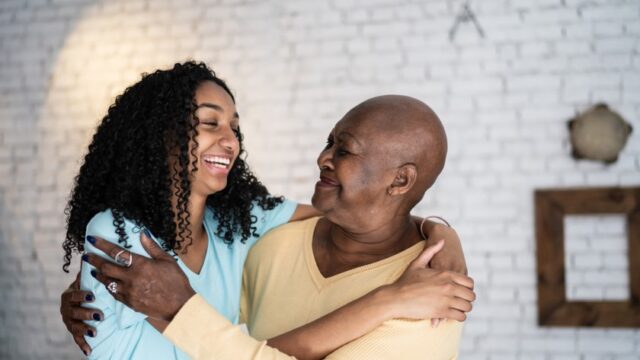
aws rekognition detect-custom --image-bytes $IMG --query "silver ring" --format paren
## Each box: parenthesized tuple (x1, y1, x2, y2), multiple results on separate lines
(107, 281, 118, 294)
(114, 250, 133, 268)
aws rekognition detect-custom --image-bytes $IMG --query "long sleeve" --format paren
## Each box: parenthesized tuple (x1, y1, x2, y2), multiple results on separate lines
(81, 256, 148, 359)
(80, 211, 149, 359)
(324, 319, 463, 360)
(163, 294, 296, 360)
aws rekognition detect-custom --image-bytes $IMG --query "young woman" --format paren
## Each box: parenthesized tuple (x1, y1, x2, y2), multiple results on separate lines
(60, 61, 468, 359)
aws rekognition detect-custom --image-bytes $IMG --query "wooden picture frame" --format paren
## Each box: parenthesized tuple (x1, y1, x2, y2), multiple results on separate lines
(535, 187, 640, 327)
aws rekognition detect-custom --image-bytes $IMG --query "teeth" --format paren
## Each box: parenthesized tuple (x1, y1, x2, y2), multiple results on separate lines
(203, 156, 231, 168)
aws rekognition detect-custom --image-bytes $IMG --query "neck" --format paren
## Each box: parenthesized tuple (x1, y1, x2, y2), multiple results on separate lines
(187, 194, 207, 247)
(171, 192, 208, 253)
(327, 215, 420, 263)
(172, 192, 210, 274)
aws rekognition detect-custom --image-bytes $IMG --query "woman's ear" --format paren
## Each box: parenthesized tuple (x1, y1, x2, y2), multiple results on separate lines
(387, 164, 417, 196)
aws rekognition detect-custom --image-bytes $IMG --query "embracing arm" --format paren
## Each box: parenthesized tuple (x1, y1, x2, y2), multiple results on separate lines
(86, 224, 473, 360)
(292, 204, 467, 275)
(162, 240, 473, 360)
(264, 237, 471, 359)
(60, 273, 100, 356)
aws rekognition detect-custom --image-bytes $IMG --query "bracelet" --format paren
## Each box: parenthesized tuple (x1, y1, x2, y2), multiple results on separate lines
(419, 216, 451, 240)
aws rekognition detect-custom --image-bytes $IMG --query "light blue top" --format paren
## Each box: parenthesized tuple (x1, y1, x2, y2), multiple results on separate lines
(81, 199, 297, 359)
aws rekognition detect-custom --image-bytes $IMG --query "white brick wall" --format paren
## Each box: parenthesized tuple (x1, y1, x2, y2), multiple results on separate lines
(1, 0, 639, 358)
(565, 215, 629, 301)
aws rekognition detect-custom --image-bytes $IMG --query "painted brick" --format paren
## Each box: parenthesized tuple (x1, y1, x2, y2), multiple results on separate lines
(1, 0, 639, 359)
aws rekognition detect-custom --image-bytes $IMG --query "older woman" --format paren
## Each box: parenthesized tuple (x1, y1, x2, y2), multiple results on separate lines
(82, 94, 474, 359)
(241, 95, 471, 359)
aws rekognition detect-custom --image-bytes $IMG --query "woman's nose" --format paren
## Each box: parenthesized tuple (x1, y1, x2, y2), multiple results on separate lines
(317, 148, 334, 171)
(219, 128, 238, 153)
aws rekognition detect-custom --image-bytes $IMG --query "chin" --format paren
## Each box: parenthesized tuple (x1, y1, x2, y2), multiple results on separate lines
(199, 179, 227, 196)
(311, 194, 331, 214)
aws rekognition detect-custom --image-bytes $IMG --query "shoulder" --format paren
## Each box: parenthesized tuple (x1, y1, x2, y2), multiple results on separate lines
(245, 217, 317, 272)
(85, 209, 148, 255)
(248, 198, 294, 217)
(86, 209, 117, 234)
(252, 217, 317, 252)
(250, 198, 297, 231)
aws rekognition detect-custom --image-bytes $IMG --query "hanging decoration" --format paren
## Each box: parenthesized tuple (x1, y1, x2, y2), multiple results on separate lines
(449, 1, 485, 41)
(568, 103, 633, 164)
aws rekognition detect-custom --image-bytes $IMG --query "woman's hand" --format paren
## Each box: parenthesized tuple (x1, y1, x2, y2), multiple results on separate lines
(59, 273, 101, 356)
(384, 240, 475, 323)
(83, 231, 195, 321)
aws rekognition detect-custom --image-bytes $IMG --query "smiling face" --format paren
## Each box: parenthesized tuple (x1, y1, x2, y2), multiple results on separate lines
(311, 95, 448, 230)
(311, 110, 400, 229)
(188, 80, 240, 197)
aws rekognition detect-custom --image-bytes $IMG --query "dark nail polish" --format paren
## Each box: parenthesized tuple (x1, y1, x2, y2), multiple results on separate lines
(85, 294, 94, 302)
(82, 254, 89, 262)
(86, 329, 94, 337)
(143, 228, 152, 238)
(90, 269, 97, 278)
(82, 349, 88, 356)
(92, 313, 101, 321)
(87, 236, 96, 244)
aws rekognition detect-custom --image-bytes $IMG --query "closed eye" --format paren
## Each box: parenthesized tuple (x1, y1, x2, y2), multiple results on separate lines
(201, 121, 218, 127)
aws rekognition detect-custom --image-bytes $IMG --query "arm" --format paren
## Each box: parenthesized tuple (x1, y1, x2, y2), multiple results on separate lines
(60, 272, 101, 356)
(264, 240, 473, 359)
(291, 206, 467, 274)
(413, 215, 467, 274)
(81, 235, 148, 359)
(325, 318, 463, 360)
(87, 236, 474, 360)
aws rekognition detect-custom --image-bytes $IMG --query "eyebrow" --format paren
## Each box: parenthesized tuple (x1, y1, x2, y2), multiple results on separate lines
(196, 102, 240, 119)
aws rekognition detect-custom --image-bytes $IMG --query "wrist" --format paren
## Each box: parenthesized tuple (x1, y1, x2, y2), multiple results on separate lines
(166, 287, 196, 321)
(370, 285, 403, 320)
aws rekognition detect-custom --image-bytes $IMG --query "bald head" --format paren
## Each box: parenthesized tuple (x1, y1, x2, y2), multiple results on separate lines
(341, 95, 447, 206)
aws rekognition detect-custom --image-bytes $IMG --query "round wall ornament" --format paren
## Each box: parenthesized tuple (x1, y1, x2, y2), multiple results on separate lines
(568, 103, 633, 164)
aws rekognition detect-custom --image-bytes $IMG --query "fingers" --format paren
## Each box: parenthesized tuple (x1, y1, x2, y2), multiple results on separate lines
(410, 239, 444, 269)
(92, 270, 120, 293)
(63, 305, 103, 323)
(88, 236, 144, 266)
(451, 282, 476, 302)
(431, 318, 441, 328)
(445, 308, 467, 322)
(449, 296, 473, 313)
(70, 320, 97, 338)
(85, 253, 128, 280)
(66, 289, 95, 304)
(450, 272, 474, 289)
(140, 229, 171, 260)
(72, 331, 93, 356)
(71, 272, 81, 290)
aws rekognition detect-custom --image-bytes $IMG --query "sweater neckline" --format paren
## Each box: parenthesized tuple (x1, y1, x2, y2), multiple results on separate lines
(302, 217, 426, 290)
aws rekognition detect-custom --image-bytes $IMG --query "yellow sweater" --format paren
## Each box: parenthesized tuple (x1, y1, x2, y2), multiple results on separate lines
(164, 218, 462, 359)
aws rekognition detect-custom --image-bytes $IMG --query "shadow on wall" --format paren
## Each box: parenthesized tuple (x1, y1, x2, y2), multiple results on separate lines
(1, 0, 200, 358)
(1, 1, 99, 358)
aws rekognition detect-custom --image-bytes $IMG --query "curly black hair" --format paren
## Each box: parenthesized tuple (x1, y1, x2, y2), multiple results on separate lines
(62, 61, 283, 272)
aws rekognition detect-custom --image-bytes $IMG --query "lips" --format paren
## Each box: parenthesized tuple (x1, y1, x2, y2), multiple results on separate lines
(315, 174, 340, 190)
(202, 154, 232, 169)
(319, 176, 338, 186)
(201, 154, 234, 175)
